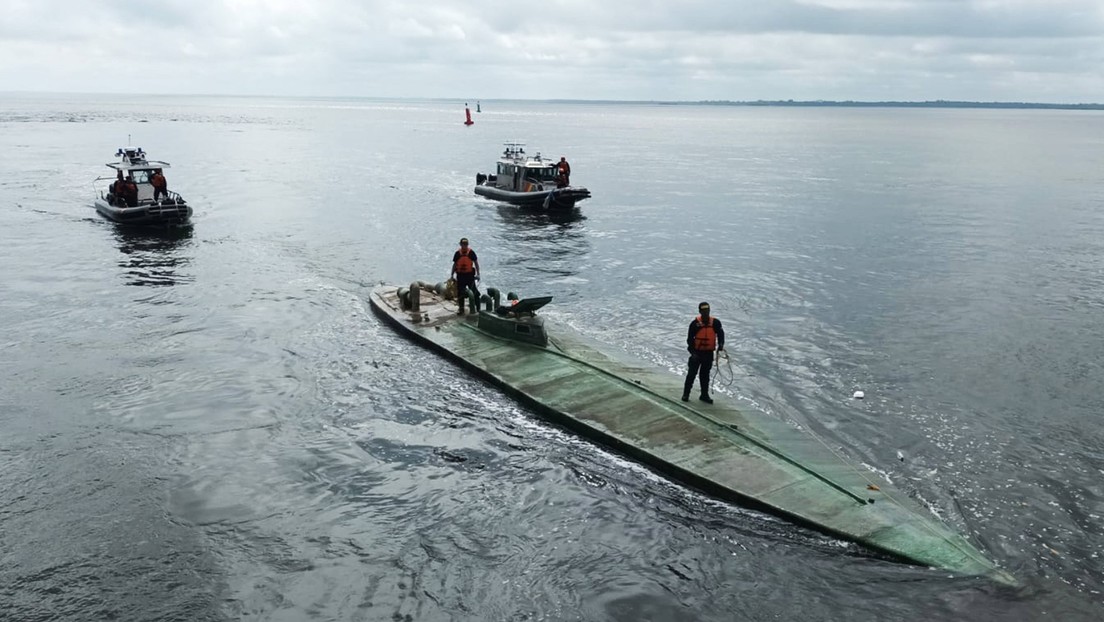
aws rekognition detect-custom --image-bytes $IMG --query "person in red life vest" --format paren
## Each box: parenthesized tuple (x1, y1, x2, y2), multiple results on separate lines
(683, 301, 724, 403)
(557, 156, 571, 186)
(110, 170, 125, 205)
(122, 174, 139, 207)
(450, 237, 481, 315)
(150, 168, 168, 201)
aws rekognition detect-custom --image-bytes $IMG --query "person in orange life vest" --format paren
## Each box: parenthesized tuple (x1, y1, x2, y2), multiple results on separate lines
(122, 174, 140, 207)
(450, 237, 481, 315)
(557, 156, 571, 186)
(683, 301, 724, 403)
(110, 170, 125, 205)
(151, 168, 168, 201)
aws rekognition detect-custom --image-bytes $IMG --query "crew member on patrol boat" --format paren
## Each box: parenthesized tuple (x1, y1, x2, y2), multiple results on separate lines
(121, 174, 139, 207)
(557, 156, 571, 186)
(110, 170, 125, 205)
(450, 237, 481, 315)
(683, 301, 724, 403)
(151, 168, 168, 201)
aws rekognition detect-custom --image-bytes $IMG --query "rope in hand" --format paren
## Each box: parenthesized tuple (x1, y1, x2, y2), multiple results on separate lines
(710, 348, 736, 392)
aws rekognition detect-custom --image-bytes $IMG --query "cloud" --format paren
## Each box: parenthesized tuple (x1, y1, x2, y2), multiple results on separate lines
(1, 0, 1101, 101)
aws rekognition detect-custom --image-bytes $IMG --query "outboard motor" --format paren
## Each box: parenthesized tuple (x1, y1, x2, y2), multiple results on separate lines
(476, 173, 487, 185)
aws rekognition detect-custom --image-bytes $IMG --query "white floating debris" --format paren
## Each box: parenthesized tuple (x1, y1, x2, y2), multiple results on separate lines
(853, 390, 865, 399)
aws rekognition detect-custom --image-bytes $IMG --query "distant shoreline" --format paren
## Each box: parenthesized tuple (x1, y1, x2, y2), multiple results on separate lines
(3, 91, 1102, 110)
(665, 100, 1104, 111)
(533, 98, 1103, 110)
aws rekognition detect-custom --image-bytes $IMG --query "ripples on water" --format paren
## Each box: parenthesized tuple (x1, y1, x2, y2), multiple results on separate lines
(1, 95, 1102, 620)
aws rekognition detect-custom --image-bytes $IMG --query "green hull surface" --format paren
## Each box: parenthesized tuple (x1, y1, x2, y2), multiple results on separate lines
(370, 284, 1013, 583)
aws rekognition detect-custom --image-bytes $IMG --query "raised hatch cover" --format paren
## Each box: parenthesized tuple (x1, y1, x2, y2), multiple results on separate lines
(502, 296, 553, 315)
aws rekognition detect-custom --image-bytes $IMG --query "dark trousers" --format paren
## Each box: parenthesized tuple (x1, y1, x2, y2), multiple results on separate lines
(456, 275, 480, 312)
(684, 350, 714, 396)
(154, 188, 167, 200)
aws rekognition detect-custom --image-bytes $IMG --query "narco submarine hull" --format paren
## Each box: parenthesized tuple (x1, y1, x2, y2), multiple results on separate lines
(369, 281, 1014, 585)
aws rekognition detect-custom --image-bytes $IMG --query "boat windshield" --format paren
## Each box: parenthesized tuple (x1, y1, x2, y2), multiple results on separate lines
(129, 169, 152, 183)
(528, 166, 559, 181)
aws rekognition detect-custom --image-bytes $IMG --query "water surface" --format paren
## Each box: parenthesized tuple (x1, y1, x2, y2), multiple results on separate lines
(1, 94, 1102, 620)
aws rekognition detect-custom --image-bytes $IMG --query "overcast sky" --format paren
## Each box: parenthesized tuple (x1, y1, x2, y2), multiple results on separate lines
(2, 0, 1102, 102)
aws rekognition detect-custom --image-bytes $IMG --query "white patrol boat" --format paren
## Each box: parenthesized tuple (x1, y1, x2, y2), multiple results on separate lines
(474, 142, 591, 210)
(93, 147, 191, 227)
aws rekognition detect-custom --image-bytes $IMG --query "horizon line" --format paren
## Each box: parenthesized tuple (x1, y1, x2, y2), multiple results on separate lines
(3, 91, 1102, 109)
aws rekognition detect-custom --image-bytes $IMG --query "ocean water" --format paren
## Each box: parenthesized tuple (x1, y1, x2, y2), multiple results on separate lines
(1, 94, 1103, 621)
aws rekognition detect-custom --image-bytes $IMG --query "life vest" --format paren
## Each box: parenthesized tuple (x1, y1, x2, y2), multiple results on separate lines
(123, 181, 138, 205)
(692, 315, 717, 351)
(455, 247, 474, 274)
(151, 173, 166, 190)
(558, 161, 570, 175)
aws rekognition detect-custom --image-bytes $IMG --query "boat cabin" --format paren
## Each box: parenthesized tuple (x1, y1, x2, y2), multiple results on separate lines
(490, 142, 565, 192)
(104, 147, 173, 203)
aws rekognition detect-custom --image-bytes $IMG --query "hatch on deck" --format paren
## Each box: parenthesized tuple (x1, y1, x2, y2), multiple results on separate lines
(495, 296, 552, 317)
(479, 296, 552, 346)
